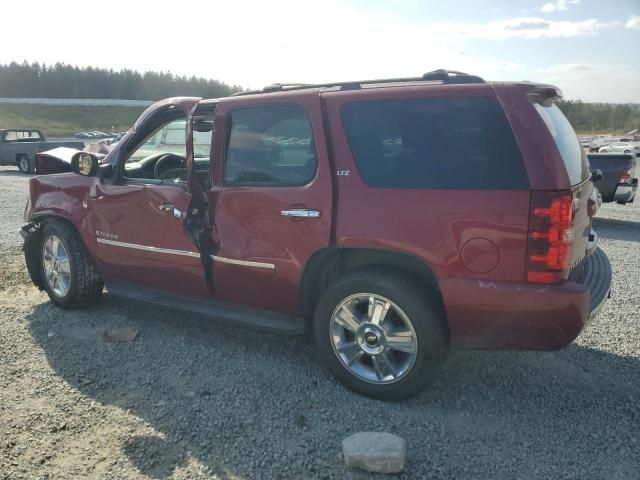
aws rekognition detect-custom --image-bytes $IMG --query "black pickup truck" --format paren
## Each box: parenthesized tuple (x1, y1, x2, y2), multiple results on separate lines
(589, 152, 638, 204)
(0, 129, 84, 173)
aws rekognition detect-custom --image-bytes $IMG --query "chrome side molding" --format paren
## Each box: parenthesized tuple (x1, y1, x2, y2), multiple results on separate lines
(96, 238, 275, 269)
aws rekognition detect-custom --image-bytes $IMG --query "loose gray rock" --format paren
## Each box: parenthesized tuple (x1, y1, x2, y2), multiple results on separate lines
(103, 327, 138, 343)
(342, 432, 406, 473)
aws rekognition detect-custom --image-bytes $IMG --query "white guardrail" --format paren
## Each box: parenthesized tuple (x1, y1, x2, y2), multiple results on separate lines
(0, 98, 153, 107)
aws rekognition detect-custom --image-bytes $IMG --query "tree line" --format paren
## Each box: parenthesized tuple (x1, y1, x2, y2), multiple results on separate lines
(1, 62, 638, 133)
(0, 62, 242, 100)
(556, 100, 639, 133)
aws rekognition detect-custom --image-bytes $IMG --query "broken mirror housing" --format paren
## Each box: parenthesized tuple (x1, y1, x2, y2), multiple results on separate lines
(70, 152, 112, 178)
(74, 152, 97, 176)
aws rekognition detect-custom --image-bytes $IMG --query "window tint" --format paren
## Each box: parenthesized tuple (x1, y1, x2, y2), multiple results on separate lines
(225, 104, 316, 186)
(341, 97, 528, 190)
(534, 103, 590, 185)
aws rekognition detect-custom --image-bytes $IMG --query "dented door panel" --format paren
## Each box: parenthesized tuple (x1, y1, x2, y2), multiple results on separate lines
(88, 97, 214, 296)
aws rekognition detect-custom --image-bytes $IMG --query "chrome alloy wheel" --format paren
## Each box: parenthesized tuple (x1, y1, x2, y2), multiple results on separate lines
(42, 235, 71, 298)
(330, 293, 418, 384)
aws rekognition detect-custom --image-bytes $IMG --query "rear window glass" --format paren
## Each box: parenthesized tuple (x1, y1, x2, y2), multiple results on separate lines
(341, 96, 528, 190)
(534, 103, 590, 185)
(3, 130, 41, 142)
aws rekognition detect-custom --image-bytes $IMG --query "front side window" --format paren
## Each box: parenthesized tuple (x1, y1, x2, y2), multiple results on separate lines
(341, 96, 529, 190)
(123, 113, 213, 185)
(224, 104, 316, 186)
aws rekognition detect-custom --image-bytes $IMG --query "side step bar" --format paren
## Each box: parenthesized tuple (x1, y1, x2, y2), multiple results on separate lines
(106, 283, 308, 336)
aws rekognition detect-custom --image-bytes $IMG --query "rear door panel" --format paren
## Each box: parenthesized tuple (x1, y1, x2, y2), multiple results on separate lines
(208, 94, 333, 315)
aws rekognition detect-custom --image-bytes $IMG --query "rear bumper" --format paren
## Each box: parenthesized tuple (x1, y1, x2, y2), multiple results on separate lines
(614, 179, 637, 204)
(443, 248, 612, 350)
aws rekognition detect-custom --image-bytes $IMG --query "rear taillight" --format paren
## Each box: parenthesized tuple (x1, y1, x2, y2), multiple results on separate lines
(618, 161, 634, 184)
(526, 191, 574, 284)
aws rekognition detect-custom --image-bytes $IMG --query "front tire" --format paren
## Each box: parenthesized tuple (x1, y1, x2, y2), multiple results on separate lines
(313, 268, 449, 401)
(39, 220, 103, 309)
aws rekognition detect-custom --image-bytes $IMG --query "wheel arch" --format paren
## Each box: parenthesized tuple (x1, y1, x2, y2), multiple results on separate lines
(299, 247, 444, 319)
(28, 213, 104, 308)
(31, 212, 83, 233)
(24, 214, 92, 288)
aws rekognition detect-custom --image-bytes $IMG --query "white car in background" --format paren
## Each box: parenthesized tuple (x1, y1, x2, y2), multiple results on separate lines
(598, 142, 640, 154)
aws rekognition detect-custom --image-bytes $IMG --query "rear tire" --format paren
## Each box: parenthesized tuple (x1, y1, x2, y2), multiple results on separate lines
(39, 220, 103, 309)
(313, 268, 449, 401)
(17, 155, 32, 174)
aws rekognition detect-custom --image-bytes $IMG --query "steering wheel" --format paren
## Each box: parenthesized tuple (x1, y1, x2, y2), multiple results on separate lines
(158, 167, 188, 182)
(154, 153, 186, 180)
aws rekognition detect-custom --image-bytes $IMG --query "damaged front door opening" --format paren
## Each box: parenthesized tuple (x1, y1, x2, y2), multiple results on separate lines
(183, 102, 220, 294)
(86, 97, 221, 297)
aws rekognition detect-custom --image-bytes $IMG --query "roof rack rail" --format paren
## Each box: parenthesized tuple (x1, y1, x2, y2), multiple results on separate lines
(231, 70, 485, 96)
(421, 69, 485, 84)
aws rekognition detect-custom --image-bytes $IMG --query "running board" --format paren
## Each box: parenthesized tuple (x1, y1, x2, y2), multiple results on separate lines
(106, 283, 308, 336)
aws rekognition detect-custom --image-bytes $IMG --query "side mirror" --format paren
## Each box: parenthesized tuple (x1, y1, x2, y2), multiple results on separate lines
(71, 152, 99, 176)
(591, 169, 603, 183)
(71, 152, 112, 178)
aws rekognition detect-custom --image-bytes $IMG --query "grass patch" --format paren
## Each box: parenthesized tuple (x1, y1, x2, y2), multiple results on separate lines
(0, 104, 146, 137)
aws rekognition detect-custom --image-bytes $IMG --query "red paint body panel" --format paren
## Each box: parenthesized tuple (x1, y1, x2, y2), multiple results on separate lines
(29, 173, 97, 251)
(209, 93, 333, 314)
(24, 86, 601, 351)
(322, 85, 530, 283)
(492, 83, 572, 190)
(90, 183, 208, 297)
(441, 278, 589, 350)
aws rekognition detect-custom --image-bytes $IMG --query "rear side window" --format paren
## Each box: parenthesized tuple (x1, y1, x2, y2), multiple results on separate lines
(533, 103, 590, 185)
(224, 104, 316, 186)
(341, 96, 528, 189)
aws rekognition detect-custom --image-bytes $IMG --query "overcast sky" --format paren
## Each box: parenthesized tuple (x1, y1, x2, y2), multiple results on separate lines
(1, 0, 639, 102)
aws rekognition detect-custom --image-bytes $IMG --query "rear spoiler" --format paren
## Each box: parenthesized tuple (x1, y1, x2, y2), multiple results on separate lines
(524, 83, 564, 106)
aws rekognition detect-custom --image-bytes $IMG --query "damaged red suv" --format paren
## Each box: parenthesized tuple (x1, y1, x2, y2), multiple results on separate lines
(22, 70, 612, 400)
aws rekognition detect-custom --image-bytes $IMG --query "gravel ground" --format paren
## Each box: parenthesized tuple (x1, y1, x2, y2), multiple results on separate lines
(0, 168, 29, 255)
(1, 165, 639, 479)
